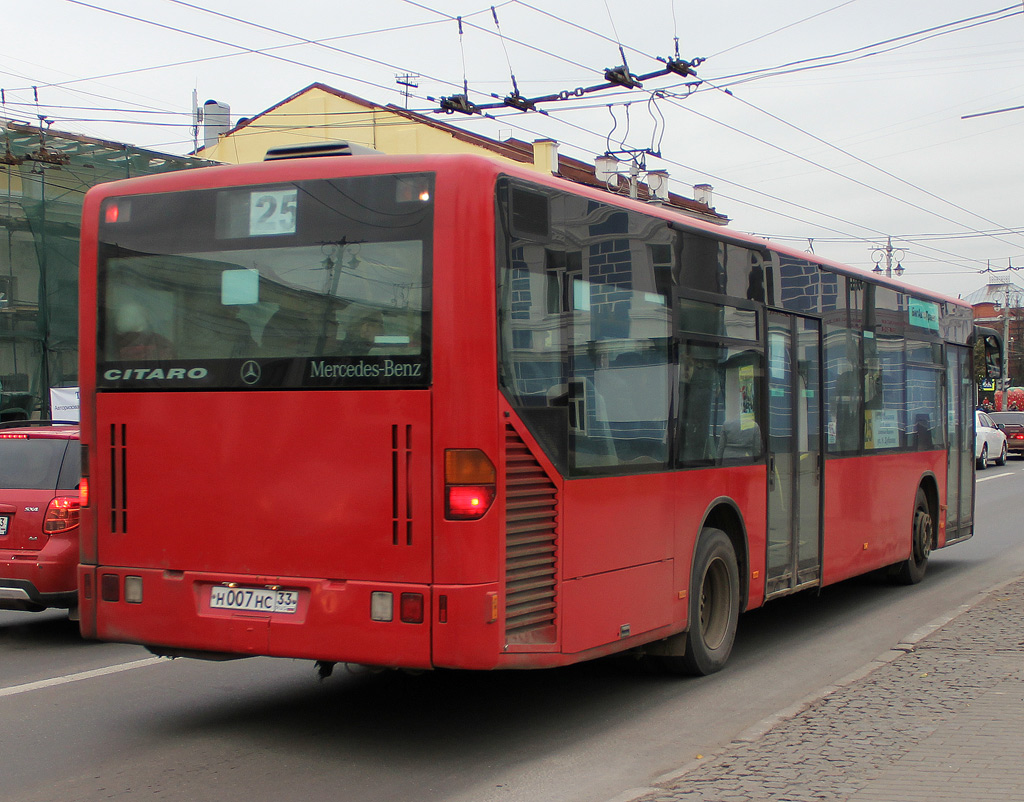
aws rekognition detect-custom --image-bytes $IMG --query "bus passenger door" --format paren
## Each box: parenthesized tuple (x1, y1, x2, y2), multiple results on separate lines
(765, 312, 823, 597)
(945, 345, 973, 540)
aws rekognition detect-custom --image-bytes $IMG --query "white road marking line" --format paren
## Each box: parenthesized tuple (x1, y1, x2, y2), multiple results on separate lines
(0, 657, 164, 698)
(977, 473, 1013, 482)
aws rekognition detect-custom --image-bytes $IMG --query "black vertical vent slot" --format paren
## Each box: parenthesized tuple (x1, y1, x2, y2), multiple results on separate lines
(391, 424, 413, 546)
(109, 423, 128, 533)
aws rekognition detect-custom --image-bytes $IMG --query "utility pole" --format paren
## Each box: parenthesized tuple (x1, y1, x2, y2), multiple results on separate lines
(1004, 283, 1011, 391)
(1001, 265, 1019, 391)
(395, 74, 419, 108)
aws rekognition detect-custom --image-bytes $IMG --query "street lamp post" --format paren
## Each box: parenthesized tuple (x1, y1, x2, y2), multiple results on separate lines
(871, 237, 906, 278)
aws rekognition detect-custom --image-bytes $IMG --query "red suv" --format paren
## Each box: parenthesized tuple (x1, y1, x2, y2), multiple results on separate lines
(0, 422, 81, 615)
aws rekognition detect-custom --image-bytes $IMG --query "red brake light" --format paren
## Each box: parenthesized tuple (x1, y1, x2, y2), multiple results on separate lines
(0, 433, 27, 439)
(445, 449, 496, 520)
(80, 477, 90, 507)
(446, 485, 497, 519)
(43, 497, 80, 533)
(104, 199, 130, 224)
(400, 592, 424, 624)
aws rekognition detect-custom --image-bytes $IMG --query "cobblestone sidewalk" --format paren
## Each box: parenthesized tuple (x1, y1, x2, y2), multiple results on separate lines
(624, 577, 1024, 802)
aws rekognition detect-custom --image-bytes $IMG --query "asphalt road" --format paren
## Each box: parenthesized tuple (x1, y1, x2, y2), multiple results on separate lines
(3, 464, 1024, 802)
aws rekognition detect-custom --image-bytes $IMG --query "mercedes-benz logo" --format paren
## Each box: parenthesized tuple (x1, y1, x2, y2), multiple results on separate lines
(240, 360, 262, 384)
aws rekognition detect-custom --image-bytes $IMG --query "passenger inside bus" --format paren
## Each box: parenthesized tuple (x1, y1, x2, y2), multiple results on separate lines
(345, 310, 385, 355)
(113, 302, 173, 360)
(718, 417, 763, 462)
(259, 309, 312, 357)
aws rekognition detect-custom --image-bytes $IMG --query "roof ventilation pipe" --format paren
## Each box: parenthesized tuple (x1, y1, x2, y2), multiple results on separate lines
(202, 100, 231, 149)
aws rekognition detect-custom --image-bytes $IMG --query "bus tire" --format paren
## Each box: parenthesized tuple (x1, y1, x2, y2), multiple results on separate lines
(895, 488, 932, 586)
(673, 527, 740, 676)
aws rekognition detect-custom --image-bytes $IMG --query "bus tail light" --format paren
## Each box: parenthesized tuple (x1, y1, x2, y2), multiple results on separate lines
(80, 477, 90, 507)
(444, 449, 496, 520)
(43, 497, 80, 533)
(400, 592, 424, 623)
(101, 573, 120, 602)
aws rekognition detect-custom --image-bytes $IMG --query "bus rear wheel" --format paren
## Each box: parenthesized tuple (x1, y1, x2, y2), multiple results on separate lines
(895, 488, 932, 585)
(671, 527, 740, 676)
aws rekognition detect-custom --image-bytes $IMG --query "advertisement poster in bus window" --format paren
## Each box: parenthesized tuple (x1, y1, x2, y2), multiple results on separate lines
(739, 364, 756, 431)
(865, 409, 899, 449)
(909, 298, 940, 332)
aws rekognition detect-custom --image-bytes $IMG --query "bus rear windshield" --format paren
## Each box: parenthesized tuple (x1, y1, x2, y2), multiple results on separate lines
(96, 173, 433, 391)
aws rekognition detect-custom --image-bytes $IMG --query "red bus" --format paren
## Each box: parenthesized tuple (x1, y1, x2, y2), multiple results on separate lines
(77, 150, 981, 675)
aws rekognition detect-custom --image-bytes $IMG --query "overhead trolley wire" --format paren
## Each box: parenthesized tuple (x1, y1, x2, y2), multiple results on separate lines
(694, 78, 1024, 252)
(56, 0, 430, 106)
(17, 0, 1020, 275)
(472, 98, 1000, 273)
(705, 5, 1024, 89)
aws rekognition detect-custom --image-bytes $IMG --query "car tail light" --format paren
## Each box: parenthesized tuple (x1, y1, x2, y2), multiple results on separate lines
(445, 449, 496, 520)
(0, 433, 27, 439)
(43, 497, 81, 533)
(80, 477, 90, 507)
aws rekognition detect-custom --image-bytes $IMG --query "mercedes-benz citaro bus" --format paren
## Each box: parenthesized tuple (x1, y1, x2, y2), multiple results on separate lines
(77, 146, 984, 677)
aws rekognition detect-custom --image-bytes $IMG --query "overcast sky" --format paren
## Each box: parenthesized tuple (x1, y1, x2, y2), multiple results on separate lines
(3, 0, 1022, 300)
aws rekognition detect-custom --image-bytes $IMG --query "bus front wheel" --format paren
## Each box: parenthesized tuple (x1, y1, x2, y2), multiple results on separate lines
(672, 527, 740, 676)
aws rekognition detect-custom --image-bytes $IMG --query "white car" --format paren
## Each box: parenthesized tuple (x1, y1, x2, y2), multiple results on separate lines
(976, 410, 1008, 469)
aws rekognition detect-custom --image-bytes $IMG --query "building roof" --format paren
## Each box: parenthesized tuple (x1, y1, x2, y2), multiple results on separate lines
(961, 275, 1024, 307)
(2, 118, 213, 176)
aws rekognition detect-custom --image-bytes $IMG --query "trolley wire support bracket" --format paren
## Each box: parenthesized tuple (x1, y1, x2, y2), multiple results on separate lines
(438, 94, 480, 116)
(660, 56, 705, 78)
(603, 65, 643, 89)
(502, 92, 537, 113)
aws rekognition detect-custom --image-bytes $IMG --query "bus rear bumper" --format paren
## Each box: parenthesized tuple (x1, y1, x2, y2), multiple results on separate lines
(79, 566, 435, 669)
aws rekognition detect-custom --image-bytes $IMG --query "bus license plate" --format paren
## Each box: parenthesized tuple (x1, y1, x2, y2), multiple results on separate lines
(0, 515, 7, 536)
(209, 586, 298, 614)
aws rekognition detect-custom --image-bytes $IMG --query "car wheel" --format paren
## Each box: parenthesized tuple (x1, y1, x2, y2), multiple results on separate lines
(977, 443, 988, 469)
(996, 443, 1007, 466)
(895, 488, 932, 585)
(667, 527, 740, 676)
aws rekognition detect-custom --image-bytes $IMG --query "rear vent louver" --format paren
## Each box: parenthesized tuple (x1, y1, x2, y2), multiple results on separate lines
(504, 425, 558, 645)
(109, 423, 128, 533)
(392, 424, 413, 546)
